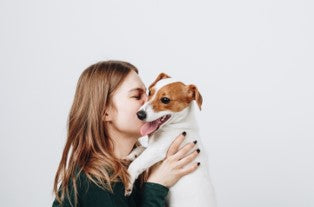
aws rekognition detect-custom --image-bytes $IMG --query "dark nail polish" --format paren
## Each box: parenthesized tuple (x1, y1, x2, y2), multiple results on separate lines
(197, 149, 200, 153)
(193, 140, 197, 144)
(182, 131, 186, 136)
(197, 162, 201, 166)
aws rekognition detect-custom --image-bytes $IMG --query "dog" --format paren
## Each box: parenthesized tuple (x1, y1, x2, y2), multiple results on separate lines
(124, 72, 216, 207)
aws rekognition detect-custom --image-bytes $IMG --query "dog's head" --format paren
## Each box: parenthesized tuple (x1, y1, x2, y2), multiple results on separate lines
(137, 72, 203, 136)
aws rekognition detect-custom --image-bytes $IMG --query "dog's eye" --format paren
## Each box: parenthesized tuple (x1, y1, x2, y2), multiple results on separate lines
(160, 97, 170, 104)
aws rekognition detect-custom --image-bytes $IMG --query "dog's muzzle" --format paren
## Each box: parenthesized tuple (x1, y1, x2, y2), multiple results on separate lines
(137, 110, 147, 120)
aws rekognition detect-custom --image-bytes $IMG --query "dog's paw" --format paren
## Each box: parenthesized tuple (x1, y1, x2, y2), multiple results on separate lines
(123, 153, 139, 162)
(123, 146, 146, 162)
(124, 184, 133, 197)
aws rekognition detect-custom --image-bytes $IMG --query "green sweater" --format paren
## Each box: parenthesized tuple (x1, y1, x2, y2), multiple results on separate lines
(52, 172, 169, 207)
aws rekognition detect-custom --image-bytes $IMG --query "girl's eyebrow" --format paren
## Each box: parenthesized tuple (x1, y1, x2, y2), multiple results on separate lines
(128, 87, 147, 93)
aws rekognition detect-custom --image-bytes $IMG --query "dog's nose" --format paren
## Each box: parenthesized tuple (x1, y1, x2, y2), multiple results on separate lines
(137, 110, 147, 120)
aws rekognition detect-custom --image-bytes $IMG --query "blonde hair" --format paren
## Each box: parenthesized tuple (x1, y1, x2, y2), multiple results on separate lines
(53, 60, 148, 207)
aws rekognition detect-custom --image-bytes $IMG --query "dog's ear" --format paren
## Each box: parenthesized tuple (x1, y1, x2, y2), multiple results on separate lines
(187, 84, 203, 110)
(149, 73, 171, 89)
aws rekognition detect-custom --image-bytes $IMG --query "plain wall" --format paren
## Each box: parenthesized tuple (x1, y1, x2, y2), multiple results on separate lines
(0, 0, 313, 206)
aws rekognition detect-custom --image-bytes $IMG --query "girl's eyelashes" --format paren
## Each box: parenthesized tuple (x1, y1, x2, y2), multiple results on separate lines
(132, 93, 142, 100)
(133, 96, 141, 100)
(131, 90, 147, 100)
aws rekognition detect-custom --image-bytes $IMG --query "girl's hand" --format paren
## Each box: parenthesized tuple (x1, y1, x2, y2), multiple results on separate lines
(146, 132, 200, 188)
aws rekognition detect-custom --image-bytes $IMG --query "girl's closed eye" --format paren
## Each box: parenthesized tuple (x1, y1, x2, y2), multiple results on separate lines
(132, 93, 142, 100)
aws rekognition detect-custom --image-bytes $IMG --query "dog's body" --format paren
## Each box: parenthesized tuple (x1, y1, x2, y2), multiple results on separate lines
(125, 73, 216, 207)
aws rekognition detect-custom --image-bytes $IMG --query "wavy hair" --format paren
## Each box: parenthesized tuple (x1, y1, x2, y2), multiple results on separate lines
(53, 60, 148, 207)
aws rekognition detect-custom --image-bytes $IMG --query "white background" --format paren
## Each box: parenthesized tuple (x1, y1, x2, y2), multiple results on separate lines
(0, 0, 313, 206)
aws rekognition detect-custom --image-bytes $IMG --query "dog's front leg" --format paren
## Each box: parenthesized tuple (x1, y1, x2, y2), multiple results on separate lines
(123, 146, 146, 162)
(124, 146, 166, 196)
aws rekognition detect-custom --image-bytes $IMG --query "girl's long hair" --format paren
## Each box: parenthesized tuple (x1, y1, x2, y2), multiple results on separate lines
(53, 60, 149, 207)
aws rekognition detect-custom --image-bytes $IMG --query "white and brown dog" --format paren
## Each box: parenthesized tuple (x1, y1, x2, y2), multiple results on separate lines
(124, 73, 216, 207)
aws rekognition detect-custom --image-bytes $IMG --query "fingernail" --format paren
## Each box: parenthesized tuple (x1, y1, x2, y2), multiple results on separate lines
(182, 131, 186, 136)
(193, 140, 197, 144)
(197, 162, 201, 166)
(196, 149, 200, 153)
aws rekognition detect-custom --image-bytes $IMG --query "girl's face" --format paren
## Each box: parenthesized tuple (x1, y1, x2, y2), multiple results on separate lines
(106, 70, 148, 139)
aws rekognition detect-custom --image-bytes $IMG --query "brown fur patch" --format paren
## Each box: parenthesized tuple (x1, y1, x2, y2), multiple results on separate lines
(151, 82, 202, 112)
(188, 84, 203, 110)
(148, 88, 155, 100)
(148, 73, 171, 97)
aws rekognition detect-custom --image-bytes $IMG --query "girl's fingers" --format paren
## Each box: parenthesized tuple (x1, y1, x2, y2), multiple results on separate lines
(176, 149, 199, 169)
(166, 132, 186, 157)
(172, 141, 196, 161)
(177, 162, 200, 176)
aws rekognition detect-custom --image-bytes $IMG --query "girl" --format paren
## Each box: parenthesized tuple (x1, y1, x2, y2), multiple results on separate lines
(52, 60, 200, 207)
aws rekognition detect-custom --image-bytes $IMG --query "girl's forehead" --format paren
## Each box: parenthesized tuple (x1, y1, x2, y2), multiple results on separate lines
(119, 71, 146, 92)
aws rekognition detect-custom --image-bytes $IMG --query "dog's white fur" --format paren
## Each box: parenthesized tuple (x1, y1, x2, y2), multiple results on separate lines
(125, 77, 216, 207)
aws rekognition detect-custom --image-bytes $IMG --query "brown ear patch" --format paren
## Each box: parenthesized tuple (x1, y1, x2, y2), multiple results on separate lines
(187, 84, 203, 110)
(151, 82, 199, 112)
(148, 73, 171, 91)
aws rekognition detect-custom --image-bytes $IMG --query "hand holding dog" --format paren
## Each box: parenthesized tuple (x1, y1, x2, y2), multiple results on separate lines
(146, 132, 200, 188)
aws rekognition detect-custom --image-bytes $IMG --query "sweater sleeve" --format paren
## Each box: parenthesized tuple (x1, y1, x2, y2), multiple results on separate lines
(137, 182, 169, 207)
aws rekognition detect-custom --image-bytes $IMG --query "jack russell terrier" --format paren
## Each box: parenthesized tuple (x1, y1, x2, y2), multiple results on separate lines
(124, 73, 216, 207)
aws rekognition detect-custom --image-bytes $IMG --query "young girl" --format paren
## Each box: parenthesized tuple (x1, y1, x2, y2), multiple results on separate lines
(52, 60, 201, 207)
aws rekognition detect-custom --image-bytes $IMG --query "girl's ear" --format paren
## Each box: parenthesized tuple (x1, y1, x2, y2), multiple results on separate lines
(103, 105, 114, 122)
(104, 113, 111, 121)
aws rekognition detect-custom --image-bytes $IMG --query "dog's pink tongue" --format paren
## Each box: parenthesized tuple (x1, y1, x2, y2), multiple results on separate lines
(140, 120, 160, 136)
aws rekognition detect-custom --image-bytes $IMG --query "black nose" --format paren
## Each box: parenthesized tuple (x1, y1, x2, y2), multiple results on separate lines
(137, 110, 147, 120)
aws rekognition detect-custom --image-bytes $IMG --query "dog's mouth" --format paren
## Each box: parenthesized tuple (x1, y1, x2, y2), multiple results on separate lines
(140, 114, 171, 136)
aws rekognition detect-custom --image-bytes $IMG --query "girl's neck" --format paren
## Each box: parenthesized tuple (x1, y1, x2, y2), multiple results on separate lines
(107, 125, 138, 159)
